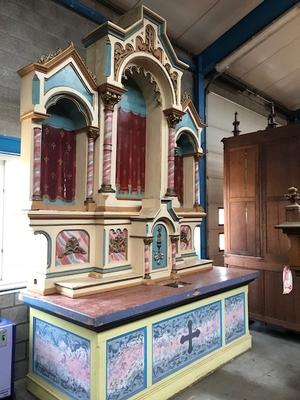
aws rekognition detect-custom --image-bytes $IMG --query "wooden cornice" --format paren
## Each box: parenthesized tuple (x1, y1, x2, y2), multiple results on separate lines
(18, 43, 98, 91)
(181, 97, 206, 128)
(20, 111, 50, 122)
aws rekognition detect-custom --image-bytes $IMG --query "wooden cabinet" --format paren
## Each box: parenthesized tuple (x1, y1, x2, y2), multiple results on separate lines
(223, 124, 300, 331)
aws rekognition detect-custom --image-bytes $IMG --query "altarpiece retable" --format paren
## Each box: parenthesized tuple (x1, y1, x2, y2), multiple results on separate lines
(18, 6, 257, 400)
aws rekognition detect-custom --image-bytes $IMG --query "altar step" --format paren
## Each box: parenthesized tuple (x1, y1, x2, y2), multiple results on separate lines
(55, 272, 143, 298)
(177, 258, 213, 274)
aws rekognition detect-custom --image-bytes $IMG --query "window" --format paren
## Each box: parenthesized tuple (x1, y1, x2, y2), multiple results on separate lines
(218, 207, 224, 226)
(0, 156, 47, 288)
(0, 160, 4, 280)
(219, 233, 225, 252)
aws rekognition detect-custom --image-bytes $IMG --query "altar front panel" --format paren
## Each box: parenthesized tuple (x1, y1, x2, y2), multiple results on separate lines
(27, 286, 250, 400)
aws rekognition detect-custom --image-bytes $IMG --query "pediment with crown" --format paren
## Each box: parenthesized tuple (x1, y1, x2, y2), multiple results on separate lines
(18, 43, 98, 126)
(83, 5, 188, 108)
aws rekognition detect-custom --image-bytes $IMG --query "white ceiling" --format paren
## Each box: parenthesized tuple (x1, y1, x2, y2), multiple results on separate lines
(217, 5, 300, 111)
(104, 0, 300, 112)
(107, 0, 263, 53)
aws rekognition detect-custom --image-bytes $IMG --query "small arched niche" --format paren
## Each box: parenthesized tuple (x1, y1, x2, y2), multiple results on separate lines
(41, 95, 90, 205)
(175, 130, 198, 207)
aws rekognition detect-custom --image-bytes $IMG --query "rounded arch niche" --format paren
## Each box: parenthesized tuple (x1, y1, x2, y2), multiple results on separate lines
(114, 58, 171, 200)
(40, 94, 91, 205)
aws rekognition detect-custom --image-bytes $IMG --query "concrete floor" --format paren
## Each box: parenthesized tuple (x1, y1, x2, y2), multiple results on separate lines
(14, 322, 300, 400)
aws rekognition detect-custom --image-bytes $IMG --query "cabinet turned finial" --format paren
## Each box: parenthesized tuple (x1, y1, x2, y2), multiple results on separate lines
(232, 112, 241, 136)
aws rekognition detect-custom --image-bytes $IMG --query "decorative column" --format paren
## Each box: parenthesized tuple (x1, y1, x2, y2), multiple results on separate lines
(163, 108, 185, 197)
(194, 152, 202, 207)
(85, 126, 99, 203)
(170, 235, 180, 276)
(32, 126, 42, 201)
(98, 83, 126, 193)
(143, 237, 153, 279)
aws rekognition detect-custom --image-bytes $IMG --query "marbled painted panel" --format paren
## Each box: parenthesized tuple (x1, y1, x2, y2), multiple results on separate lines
(33, 318, 90, 400)
(153, 301, 222, 383)
(180, 225, 192, 251)
(56, 230, 89, 265)
(109, 228, 128, 263)
(225, 293, 246, 344)
(106, 328, 146, 400)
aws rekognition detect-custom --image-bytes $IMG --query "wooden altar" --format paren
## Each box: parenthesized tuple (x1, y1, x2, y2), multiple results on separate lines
(18, 5, 258, 399)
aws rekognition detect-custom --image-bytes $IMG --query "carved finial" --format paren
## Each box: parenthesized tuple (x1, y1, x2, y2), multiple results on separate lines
(37, 47, 63, 64)
(284, 187, 300, 206)
(181, 92, 191, 104)
(267, 102, 277, 129)
(232, 112, 241, 136)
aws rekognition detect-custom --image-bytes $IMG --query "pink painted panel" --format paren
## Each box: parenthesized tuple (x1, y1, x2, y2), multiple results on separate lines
(180, 225, 192, 251)
(56, 230, 89, 266)
(109, 229, 128, 263)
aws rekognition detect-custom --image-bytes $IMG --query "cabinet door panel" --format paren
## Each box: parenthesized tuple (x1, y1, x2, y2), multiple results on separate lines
(229, 202, 256, 255)
(229, 146, 257, 199)
(265, 139, 300, 198)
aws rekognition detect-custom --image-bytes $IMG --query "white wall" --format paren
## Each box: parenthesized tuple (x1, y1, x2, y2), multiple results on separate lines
(206, 92, 268, 265)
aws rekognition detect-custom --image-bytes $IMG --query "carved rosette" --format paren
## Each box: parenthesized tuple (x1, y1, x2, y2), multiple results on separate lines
(98, 83, 127, 112)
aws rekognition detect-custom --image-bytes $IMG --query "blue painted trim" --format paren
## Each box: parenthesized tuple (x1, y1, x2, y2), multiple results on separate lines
(55, 0, 107, 24)
(152, 300, 222, 383)
(97, 265, 131, 274)
(162, 199, 179, 222)
(34, 231, 52, 269)
(194, 59, 207, 259)
(21, 271, 259, 329)
(32, 74, 40, 105)
(32, 317, 91, 400)
(198, 0, 299, 76)
(0, 135, 21, 155)
(106, 327, 147, 400)
(105, 40, 112, 77)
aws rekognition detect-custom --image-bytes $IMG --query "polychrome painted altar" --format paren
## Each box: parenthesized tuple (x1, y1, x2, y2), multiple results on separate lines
(21, 267, 258, 400)
(18, 5, 258, 399)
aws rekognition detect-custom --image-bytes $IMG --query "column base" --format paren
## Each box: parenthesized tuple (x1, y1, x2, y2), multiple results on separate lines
(98, 184, 115, 193)
(165, 189, 177, 197)
(84, 199, 96, 211)
(32, 195, 42, 201)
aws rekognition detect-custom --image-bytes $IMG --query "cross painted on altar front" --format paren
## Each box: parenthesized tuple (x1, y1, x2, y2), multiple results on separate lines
(180, 319, 200, 353)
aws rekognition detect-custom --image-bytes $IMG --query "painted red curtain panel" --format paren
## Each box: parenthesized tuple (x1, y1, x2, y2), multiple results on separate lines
(175, 155, 183, 204)
(40, 125, 76, 201)
(116, 108, 146, 196)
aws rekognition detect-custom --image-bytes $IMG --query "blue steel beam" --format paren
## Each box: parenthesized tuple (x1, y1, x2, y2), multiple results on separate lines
(199, 0, 299, 76)
(194, 56, 207, 259)
(53, 0, 108, 24)
(194, 0, 299, 259)
(0, 136, 21, 155)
